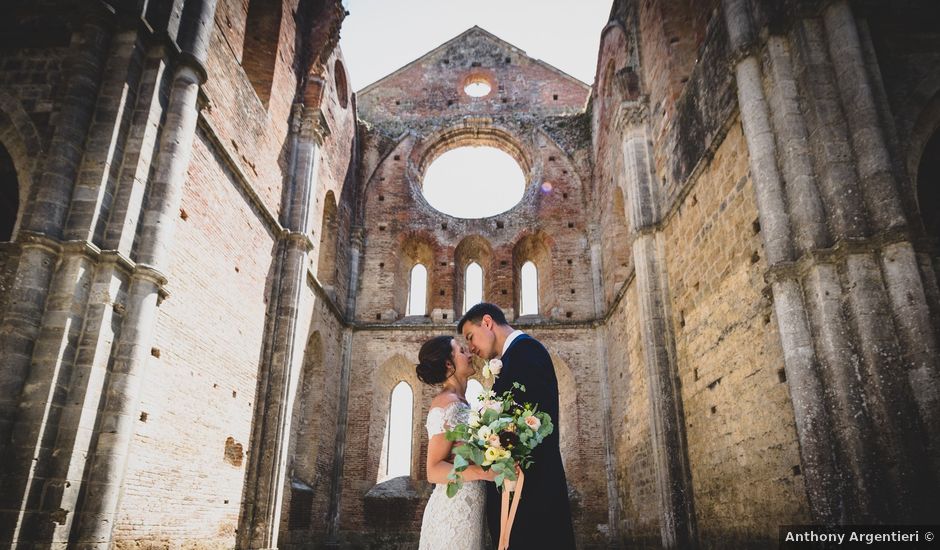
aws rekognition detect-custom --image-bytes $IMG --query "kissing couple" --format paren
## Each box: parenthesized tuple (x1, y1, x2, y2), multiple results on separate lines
(415, 303, 576, 549)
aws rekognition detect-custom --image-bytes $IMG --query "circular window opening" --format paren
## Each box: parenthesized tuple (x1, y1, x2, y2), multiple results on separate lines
(464, 80, 492, 97)
(422, 146, 526, 218)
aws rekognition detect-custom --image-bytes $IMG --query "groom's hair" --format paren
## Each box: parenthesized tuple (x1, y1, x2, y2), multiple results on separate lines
(457, 302, 508, 333)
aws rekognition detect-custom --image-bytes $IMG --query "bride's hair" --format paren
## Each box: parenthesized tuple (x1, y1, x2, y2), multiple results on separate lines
(416, 335, 454, 385)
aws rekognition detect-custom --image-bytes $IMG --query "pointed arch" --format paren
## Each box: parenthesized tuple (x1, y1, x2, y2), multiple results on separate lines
(396, 232, 437, 319)
(242, 0, 283, 106)
(406, 263, 428, 316)
(383, 381, 414, 478)
(512, 230, 555, 319)
(370, 354, 423, 483)
(454, 235, 494, 314)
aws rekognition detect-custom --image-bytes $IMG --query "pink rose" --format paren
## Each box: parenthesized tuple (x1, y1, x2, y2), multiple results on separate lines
(524, 415, 541, 431)
(487, 434, 502, 448)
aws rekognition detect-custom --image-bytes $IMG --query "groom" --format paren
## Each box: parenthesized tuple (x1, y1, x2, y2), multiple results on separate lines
(458, 303, 576, 549)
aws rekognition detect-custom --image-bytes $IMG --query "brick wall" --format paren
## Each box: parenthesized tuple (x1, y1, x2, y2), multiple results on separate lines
(661, 121, 810, 546)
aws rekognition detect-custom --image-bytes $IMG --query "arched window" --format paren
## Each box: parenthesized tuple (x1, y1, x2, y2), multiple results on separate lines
(386, 381, 413, 477)
(243, 0, 282, 106)
(0, 144, 17, 241)
(466, 379, 485, 409)
(406, 264, 427, 316)
(520, 261, 539, 315)
(464, 262, 483, 314)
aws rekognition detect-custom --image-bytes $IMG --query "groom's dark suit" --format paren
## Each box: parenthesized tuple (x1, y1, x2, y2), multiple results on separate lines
(486, 333, 576, 549)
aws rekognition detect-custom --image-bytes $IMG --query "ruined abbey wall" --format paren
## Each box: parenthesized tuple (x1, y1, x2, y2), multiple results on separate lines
(0, 0, 938, 549)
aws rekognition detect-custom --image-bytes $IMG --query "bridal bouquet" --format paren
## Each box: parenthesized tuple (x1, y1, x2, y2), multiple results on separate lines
(444, 382, 554, 497)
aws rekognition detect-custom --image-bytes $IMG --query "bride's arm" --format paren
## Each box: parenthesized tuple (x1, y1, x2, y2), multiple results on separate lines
(426, 434, 497, 484)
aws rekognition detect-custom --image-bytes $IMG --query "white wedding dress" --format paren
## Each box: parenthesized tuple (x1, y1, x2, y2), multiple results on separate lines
(418, 401, 486, 550)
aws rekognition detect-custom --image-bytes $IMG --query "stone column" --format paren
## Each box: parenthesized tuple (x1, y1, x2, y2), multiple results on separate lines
(618, 103, 697, 548)
(723, 0, 939, 522)
(345, 226, 363, 320)
(823, 0, 940, 481)
(721, 0, 843, 522)
(71, 0, 217, 546)
(0, 11, 113, 545)
(594, 326, 622, 544)
(238, 106, 324, 550)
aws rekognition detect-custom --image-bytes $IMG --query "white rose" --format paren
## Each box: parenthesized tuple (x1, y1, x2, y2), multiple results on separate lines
(478, 425, 492, 439)
(482, 364, 491, 379)
(468, 411, 481, 428)
(487, 359, 503, 377)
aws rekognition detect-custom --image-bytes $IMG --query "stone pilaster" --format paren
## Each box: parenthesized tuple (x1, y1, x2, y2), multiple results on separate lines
(238, 104, 325, 550)
(618, 101, 697, 549)
(723, 0, 940, 523)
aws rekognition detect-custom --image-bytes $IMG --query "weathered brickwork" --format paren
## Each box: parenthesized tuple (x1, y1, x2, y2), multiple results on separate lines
(2, 0, 940, 548)
(113, 131, 276, 546)
(606, 282, 661, 548)
(662, 121, 810, 546)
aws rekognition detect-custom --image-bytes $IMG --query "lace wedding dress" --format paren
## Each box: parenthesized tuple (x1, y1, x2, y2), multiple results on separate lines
(418, 401, 486, 550)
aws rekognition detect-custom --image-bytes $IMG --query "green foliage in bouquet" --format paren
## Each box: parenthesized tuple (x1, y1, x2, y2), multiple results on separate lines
(444, 382, 554, 497)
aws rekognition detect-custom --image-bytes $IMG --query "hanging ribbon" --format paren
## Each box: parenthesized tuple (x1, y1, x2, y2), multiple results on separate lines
(497, 468, 525, 550)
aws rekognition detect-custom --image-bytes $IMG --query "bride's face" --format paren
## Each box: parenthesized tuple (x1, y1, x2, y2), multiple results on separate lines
(449, 338, 475, 379)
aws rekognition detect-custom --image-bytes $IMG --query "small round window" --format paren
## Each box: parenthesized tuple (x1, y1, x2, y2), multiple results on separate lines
(464, 80, 491, 97)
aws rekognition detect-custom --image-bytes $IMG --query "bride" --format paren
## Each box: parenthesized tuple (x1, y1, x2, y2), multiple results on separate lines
(415, 335, 497, 550)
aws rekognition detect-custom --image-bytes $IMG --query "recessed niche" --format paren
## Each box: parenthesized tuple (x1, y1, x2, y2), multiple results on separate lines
(393, 155, 400, 161)
(552, 94, 559, 100)
(379, 195, 385, 201)
(567, 259, 573, 265)
(549, 156, 555, 161)
(395, 100, 400, 106)
(568, 222, 574, 228)
(565, 311, 572, 318)
(375, 313, 381, 320)
(496, 221, 504, 229)
(379, 225, 386, 231)
(379, 262, 385, 268)
(439, 290, 445, 296)
(441, 223, 448, 230)
(563, 192, 568, 199)
(501, 289, 507, 295)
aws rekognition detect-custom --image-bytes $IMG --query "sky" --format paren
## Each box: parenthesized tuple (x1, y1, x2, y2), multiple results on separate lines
(338, 0, 613, 92)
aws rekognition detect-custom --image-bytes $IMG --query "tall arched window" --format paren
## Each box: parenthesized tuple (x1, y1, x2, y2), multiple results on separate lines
(406, 264, 427, 316)
(386, 381, 413, 477)
(464, 262, 483, 314)
(520, 261, 539, 315)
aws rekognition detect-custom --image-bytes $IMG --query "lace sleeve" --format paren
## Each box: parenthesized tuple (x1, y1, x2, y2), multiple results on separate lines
(426, 407, 446, 437)
(426, 402, 470, 438)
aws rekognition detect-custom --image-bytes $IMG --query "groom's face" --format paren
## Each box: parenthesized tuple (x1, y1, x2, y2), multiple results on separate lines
(461, 314, 497, 360)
